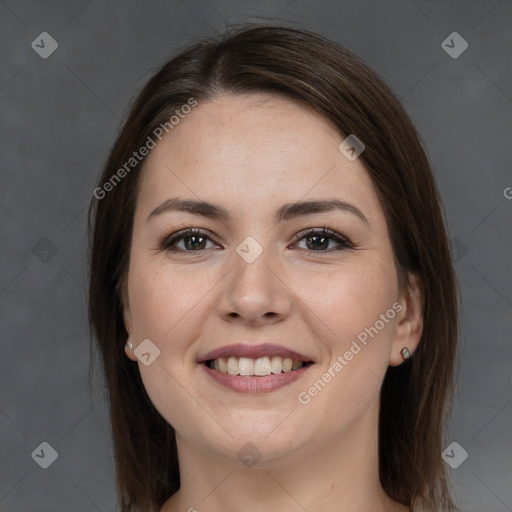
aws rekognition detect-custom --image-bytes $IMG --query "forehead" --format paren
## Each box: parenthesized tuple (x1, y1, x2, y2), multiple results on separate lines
(137, 93, 380, 223)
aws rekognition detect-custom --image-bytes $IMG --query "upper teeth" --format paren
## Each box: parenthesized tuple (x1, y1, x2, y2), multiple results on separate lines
(209, 356, 305, 376)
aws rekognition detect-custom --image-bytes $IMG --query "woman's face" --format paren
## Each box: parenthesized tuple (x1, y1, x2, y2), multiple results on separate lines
(123, 93, 418, 467)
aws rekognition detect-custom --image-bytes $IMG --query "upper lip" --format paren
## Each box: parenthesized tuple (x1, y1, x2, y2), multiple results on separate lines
(198, 343, 314, 363)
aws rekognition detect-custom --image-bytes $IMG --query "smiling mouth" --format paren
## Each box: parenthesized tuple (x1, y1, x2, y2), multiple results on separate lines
(205, 356, 313, 377)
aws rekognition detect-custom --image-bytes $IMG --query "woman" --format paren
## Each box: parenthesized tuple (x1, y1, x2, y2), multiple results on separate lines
(88, 25, 458, 512)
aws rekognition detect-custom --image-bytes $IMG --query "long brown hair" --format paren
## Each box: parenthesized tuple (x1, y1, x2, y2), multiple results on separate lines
(88, 25, 458, 512)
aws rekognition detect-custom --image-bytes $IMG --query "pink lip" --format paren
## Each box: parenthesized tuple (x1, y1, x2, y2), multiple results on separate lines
(198, 343, 315, 394)
(201, 363, 313, 394)
(197, 343, 313, 363)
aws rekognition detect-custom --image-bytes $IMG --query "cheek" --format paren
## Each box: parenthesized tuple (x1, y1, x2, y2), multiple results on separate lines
(127, 261, 208, 342)
(126, 262, 212, 431)
(292, 258, 398, 411)
(293, 257, 398, 349)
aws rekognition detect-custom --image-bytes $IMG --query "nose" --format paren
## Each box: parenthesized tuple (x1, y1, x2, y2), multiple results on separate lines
(216, 245, 292, 326)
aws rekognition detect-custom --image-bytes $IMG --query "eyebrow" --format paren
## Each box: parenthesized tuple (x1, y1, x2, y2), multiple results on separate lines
(146, 197, 371, 228)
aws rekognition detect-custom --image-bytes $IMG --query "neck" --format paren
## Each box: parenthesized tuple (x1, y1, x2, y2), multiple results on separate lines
(161, 402, 407, 512)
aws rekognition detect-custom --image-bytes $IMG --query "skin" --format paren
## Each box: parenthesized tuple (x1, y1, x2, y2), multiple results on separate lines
(122, 93, 422, 512)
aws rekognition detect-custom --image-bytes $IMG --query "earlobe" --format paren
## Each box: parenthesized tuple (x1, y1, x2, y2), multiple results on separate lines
(122, 311, 138, 361)
(124, 338, 138, 361)
(389, 273, 423, 367)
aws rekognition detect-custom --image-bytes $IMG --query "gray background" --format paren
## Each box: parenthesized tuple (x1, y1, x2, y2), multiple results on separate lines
(1, 1, 511, 511)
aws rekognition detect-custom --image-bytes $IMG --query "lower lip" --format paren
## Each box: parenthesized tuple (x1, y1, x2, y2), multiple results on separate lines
(201, 363, 313, 393)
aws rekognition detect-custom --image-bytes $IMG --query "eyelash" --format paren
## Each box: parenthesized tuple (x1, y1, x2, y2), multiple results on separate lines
(158, 226, 354, 255)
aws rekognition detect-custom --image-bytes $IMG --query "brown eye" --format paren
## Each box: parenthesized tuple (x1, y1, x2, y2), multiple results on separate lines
(160, 229, 218, 252)
(293, 228, 353, 253)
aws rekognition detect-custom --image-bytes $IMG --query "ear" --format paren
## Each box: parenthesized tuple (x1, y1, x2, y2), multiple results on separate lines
(120, 277, 132, 333)
(389, 273, 424, 367)
(120, 278, 137, 361)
